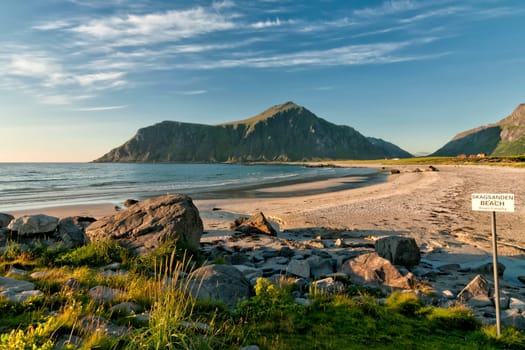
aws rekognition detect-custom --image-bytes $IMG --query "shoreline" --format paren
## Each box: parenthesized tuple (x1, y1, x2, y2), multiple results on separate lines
(5, 164, 525, 264)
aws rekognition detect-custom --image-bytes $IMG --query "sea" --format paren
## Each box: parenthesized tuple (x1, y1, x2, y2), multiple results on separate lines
(0, 163, 384, 212)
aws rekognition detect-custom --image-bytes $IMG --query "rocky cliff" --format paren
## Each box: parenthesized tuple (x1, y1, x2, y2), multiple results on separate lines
(433, 104, 525, 156)
(95, 102, 412, 162)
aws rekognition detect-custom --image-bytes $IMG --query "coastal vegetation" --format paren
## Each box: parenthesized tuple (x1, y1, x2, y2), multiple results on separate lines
(1, 240, 524, 349)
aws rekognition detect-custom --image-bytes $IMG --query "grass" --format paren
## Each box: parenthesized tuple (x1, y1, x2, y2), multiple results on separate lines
(1, 241, 525, 349)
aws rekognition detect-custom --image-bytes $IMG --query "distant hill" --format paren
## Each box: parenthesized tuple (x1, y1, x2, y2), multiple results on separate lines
(95, 102, 412, 162)
(433, 104, 525, 156)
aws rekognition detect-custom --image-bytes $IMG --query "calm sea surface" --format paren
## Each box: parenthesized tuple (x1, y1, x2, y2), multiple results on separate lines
(0, 163, 382, 211)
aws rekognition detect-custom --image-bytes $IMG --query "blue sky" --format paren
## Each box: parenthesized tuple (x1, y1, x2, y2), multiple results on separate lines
(0, 0, 524, 162)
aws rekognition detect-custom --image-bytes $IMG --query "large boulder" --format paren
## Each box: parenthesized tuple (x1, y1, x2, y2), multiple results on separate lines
(187, 264, 251, 308)
(0, 213, 14, 228)
(457, 274, 491, 305)
(231, 212, 277, 236)
(86, 194, 203, 254)
(7, 214, 59, 236)
(342, 252, 417, 290)
(57, 217, 90, 248)
(0, 276, 43, 303)
(375, 236, 420, 266)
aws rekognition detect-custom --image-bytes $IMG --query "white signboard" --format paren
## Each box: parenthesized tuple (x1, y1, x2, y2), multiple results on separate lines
(472, 193, 515, 213)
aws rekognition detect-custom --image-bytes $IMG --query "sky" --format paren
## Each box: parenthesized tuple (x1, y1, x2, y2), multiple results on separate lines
(0, 0, 524, 162)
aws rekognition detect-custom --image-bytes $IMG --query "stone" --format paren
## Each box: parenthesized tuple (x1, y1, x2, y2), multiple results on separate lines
(341, 252, 417, 289)
(7, 214, 59, 235)
(187, 264, 251, 308)
(55, 335, 83, 349)
(123, 199, 139, 207)
(89, 286, 123, 303)
(57, 217, 88, 248)
(86, 194, 203, 254)
(231, 212, 277, 236)
(501, 309, 525, 330)
(390, 169, 401, 174)
(457, 274, 491, 304)
(307, 255, 334, 279)
(240, 346, 261, 350)
(7, 267, 28, 276)
(311, 277, 345, 295)
(438, 263, 461, 272)
(287, 259, 310, 278)
(472, 262, 506, 277)
(0, 277, 43, 303)
(109, 302, 142, 316)
(78, 315, 129, 337)
(0, 213, 14, 228)
(509, 297, 525, 312)
(375, 236, 421, 266)
(519, 276, 525, 285)
(233, 265, 263, 281)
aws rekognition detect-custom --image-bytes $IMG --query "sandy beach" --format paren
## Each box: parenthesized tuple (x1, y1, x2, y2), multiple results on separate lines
(7, 164, 525, 266)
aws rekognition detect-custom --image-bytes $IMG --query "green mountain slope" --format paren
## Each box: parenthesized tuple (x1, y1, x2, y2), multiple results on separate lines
(95, 102, 412, 162)
(432, 103, 525, 156)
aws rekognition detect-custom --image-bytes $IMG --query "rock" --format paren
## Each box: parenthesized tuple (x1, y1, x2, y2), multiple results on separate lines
(457, 274, 491, 304)
(428, 165, 439, 171)
(109, 302, 142, 316)
(501, 309, 525, 330)
(518, 276, 525, 285)
(375, 236, 420, 266)
(472, 262, 506, 277)
(0, 213, 14, 228)
(89, 286, 123, 303)
(57, 217, 88, 248)
(55, 335, 83, 349)
(7, 267, 27, 276)
(287, 259, 310, 278)
(390, 169, 401, 174)
(7, 214, 59, 235)
(187, 264, 251, 308)
(341, 252, 417, 289)
(240, 346, 261, 350)
(311, 277, 345, 295)
(78, 315, 129, 337)
(0, 277, 43, 303)
(231, 212, 277, 236)
(307, 255, 334, 279)
(123, 199, 139, 207)
(509, 297, 525, 312)
(438, 263, 461, 273)
(86, 194, 203, 254)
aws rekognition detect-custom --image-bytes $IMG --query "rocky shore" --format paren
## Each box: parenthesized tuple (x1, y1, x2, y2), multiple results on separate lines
(1, 164, 525, 347)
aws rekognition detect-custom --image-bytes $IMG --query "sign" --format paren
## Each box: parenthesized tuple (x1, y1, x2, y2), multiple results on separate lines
(471, 193, 514, 213)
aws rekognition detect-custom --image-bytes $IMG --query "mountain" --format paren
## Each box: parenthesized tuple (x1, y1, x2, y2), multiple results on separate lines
(95, 102, 412, 162)
(432, 104, 525, 156)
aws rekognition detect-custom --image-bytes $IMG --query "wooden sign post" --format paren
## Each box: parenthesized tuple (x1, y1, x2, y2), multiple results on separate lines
(471, 193, 515, 337)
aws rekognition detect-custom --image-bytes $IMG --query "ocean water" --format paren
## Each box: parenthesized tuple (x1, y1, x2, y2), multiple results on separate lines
(0, 163, 381, 211)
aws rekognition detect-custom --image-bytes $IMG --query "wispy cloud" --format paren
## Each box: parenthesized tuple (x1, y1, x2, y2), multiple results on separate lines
(176, 90, 207, 95)
(73, 105, 128, 111)
(251, 18, 295, 29)
(68, 8, 236, 47)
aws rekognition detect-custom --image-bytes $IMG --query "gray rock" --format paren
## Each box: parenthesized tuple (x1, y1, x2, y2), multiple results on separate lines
(472, 262, 506, 277)
(0, 277, 43, 303)
(8, 214, 59, 235)
(233, 265, 263, 281)
(57, 217, 88, 248)
(287, 259, 310, 278)
(375, 236, 420, 266)
(311, 277, 345, 295)
(0, 213, 14, 228)
(240, 346, 261, 350)
(86, 194, 203, 254)
(78, 315, 129, 337)
(7, 267, 28, 276)
(89, 286, 123, 303)
(55, 335, 83, 349)
(457, 274, 491, 304)
(188, 264, 251, 308)
(342, 252, 417, 289)
(501, 309, 525, 330)
(509, 297, 525, 312)
(110, 302, 143, 316)
(231, 212, 277, 236)
(307, 255, 334, 279)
